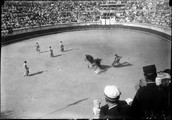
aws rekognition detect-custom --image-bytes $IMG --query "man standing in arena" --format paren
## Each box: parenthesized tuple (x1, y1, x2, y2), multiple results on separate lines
(23, 61, 29, 76)
(112, 54, 122, 67)
(49, 46, 54, 57)
(60, 41, 64, 52)
(35, 43, 40, 53)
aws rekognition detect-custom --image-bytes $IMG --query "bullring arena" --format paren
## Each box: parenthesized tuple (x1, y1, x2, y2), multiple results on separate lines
(1, 0, 171, 119)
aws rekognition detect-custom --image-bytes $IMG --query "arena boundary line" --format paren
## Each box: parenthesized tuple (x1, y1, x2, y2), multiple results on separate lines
(1, 24, 171, 46)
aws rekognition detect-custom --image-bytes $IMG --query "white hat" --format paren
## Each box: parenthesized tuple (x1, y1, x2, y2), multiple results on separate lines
(104, 85, 121, 102)
(155, 72, 171, 86)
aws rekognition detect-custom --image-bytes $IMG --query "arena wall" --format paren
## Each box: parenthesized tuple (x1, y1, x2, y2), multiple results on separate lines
(1, 22, 171, 46)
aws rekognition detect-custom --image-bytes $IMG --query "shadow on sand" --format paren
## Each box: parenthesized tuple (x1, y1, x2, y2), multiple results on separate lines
(101, 64, 112, 70)
(40, 50, 49, 53)
(96, 64, 112, 74)
(29, 71, 44, 76)
(113, 62, 132, 68)
(63, 48, 74, 52)
(37, 98, 89, 119)
(52, 54, 62, 58)
(0, 110, 16, 119)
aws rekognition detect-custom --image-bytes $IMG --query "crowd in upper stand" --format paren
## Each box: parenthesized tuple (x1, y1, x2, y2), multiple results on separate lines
(1, 0, 171, 36)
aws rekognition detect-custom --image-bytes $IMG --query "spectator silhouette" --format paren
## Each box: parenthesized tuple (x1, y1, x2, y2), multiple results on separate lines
(99, 85, 130, 119)
(155, 70, 171, 119)
(130, 65, 168, 119)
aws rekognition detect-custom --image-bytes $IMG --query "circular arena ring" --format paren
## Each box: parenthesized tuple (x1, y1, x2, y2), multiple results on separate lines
(1, 22, 171, 119)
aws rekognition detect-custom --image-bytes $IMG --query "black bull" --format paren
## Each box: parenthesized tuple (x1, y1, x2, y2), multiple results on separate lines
(85, 54, 102, 68)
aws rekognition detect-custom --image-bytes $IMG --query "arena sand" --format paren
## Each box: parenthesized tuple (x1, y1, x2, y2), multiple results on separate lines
(1, 29, 171, 119)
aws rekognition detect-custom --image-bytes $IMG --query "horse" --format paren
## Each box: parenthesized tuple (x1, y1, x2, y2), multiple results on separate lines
(94, 58, 102, 68)
(85, 54, 94, 64)
(85, 54, 102, 69)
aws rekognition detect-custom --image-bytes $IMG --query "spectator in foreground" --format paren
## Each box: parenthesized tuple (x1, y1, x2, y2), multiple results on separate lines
(130, 65, 167, 119)
(99, 85, 130, 119)
(155, 71, 171, 119)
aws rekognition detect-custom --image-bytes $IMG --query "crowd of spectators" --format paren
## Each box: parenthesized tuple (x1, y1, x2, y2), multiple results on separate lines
(1, 0, 171, 36)
(105, 0, 171, 27)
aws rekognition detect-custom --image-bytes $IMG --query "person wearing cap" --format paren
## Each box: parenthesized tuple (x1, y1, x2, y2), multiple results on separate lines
(99, 85, 130, 119)
(155, 71, 171, 87)
(130, 65, 167, 119)
(156, 71, 171, 118)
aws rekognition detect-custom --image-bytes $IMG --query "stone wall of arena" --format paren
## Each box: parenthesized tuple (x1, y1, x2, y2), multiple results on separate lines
(1, 22, 171, 46)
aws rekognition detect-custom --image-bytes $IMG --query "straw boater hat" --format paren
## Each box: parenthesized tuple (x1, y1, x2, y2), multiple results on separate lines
(104, 85, 121, 102)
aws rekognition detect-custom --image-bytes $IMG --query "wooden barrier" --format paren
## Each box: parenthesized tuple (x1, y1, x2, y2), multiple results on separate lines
(1, 22, 171, 46)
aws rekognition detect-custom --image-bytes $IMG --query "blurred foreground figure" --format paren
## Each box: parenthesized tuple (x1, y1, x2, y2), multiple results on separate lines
(93, 99, 101, 118)
(99, 85, 130, 119)
(130, 65, 168, 119)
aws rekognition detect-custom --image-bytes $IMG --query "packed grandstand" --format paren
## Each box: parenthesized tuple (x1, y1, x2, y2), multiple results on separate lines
(1, 0, 171, 36)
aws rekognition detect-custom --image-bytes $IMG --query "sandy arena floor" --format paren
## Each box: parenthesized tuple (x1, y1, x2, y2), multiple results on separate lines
(1, 29, 171, 119)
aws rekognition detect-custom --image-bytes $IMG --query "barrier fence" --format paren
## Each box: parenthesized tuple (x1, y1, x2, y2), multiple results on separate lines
(1, 21, 171, 46)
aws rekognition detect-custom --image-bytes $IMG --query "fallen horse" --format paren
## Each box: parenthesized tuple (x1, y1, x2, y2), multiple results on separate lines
(85, 54, 106, 74)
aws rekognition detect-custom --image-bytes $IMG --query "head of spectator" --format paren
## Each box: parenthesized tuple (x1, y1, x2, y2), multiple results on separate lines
(156, 71, 171, 87)
(143, 64, 157, 82)
(104, 85, 121, 106)
(163, 69, 171, 76)
(99, 85, 131, 119)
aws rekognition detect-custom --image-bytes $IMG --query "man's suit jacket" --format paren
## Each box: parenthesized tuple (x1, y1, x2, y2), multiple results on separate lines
(130, 82, 167, 118)
(99, 101, 130, 119)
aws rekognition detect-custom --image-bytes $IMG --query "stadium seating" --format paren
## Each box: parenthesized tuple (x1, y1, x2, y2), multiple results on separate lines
(1, 0, 171, 36)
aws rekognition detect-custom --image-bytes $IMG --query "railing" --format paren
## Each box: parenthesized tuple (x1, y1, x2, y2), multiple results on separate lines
(1, 21, 171, 37)
(1, 21, 100, 37)
(1, 21, 171, 46)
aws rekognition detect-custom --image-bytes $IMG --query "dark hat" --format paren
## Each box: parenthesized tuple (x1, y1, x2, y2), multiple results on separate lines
(163, 69, 171, 75)
(143, 65, 157, 76)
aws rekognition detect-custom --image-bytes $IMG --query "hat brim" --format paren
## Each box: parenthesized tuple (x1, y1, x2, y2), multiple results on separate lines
(104, 94, 120, 102)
